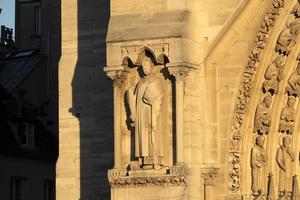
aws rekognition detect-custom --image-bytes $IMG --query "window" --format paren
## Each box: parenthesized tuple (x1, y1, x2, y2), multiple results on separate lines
(11, 177, 25, 200)
(44, 180, 55, 200)
(35, 6, 41, 35)
(19, 122, 35, 147)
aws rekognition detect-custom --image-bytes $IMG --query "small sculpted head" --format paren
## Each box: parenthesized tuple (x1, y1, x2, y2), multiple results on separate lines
(256, 135, 265, 147)
(287, 96, 296, 107)
(263, 95, 272, 108)
(283, 136, 291, 148)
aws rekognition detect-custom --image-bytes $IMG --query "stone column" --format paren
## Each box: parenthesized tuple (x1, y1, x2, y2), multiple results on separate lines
(172, 70, 188, 165)
(202, 171, 218, 200)
(167, 63, 192, 165)
(112, 76, 123, 168)
(105, 67, 127, 169)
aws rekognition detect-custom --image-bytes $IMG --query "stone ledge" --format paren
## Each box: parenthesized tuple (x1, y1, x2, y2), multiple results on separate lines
(108, 166, 188, 188)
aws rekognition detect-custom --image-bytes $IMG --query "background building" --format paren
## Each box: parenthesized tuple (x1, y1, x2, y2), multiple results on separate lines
(0, 0, 60, 199)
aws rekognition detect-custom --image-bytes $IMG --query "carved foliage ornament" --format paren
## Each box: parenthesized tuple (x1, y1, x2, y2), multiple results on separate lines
(229, 0, 287, 192)
(108, 175, 186, 188)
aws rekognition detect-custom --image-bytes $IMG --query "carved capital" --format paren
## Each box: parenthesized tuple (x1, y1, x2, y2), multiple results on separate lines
(111, 74, 126, 88)
(202, 172, 218, 186)
(104, 66, 128, 88)
(172, 70, 189, 82)
(166, 62, 198, 82)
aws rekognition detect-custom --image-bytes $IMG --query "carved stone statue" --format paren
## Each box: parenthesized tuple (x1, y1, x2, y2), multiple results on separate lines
(286, 62, 300, 97)
(279, 97, 296, 135)
(276, 136, 295, 193)
(251, 136, 268, 194)
(262, 55, 286, 95)
(276, 21, 300, 55)
(254, 95, 272, 135)
(127, 57, 164, 170)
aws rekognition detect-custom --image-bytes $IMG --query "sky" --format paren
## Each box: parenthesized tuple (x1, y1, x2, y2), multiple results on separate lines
(0, 0, 15, 31)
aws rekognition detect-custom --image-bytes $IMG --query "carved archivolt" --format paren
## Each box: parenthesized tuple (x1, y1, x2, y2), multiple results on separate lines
(230, 0, 300, 195)
(229, 0, 288, 192)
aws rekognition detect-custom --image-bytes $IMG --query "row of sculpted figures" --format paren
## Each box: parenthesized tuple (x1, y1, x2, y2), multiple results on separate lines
(250, 13, 300, 197)
(250, 7, 300, 198)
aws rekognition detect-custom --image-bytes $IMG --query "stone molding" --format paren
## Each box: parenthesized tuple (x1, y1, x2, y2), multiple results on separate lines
(108, 174, 186, 188)
(229, 0, 288, 192)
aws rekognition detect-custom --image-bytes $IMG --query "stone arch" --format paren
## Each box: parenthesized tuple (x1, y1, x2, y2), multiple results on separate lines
(122, 56, 134, 68)
(136, 47, 158, 66)
(157, 53, 170, 65)
(228, 0, 300, 196)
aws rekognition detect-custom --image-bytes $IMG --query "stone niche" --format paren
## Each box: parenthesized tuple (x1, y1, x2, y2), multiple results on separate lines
(103, 9, 200, 199)
(104, 45, 192, 200)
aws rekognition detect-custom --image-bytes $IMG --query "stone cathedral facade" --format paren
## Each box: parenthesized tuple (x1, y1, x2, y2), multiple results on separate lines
(57, 0, 300, 199)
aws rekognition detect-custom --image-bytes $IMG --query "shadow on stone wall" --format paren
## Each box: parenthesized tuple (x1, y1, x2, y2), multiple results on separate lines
(72, 1, 113, 199)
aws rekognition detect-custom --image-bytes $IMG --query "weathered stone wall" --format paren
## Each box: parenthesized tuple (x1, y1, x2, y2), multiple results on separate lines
(57, 0, 112, 200)
(58, 0, 300, 200)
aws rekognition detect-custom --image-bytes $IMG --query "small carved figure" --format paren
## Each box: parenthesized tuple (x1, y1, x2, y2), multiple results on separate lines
(276, 21, 300, 55)
(276, 136, 295, 192)
(254, 95, 272, 135)
(127, 57, 164, 170)
(279, 97, 296, 134)
(262, 55, 286, 95)
(286, 62, 300, 97)
(251, 136, 268, 194)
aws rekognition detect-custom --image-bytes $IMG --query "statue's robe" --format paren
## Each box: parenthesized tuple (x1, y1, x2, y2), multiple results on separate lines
(251, 146, 268, 193)
(276, 146, 294, 192)
(134, 73, 164, 164)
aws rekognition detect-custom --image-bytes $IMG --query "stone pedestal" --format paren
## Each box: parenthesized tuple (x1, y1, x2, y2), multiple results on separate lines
(108, 166, 187, 200)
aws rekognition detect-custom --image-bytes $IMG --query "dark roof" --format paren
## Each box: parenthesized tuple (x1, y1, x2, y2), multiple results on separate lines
(0, 49, 43, 93)
(0, 53, 57, 162)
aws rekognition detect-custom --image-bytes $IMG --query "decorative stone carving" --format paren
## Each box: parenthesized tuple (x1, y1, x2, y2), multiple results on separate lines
(172, 70, 189, 82)
(251, 136, 268, 194)
(276, 21, 300, 55)
(108, 174, 186, 188)
(229, 0, 287, 192)
(262, 55, 286, 95)
(105, 68, 128, 88)
(202, 171, 218, 186)
(126, 57, 164, 170)
(286, 61, 300, 97)
(254, 95, 272, 135)
(121, 43, 169, 59)
(279, 96, 296, 134)
(276, 136, 295, 192)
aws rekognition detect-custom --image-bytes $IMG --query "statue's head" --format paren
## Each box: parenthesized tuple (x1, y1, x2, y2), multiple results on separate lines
(256, 135, 265, 147)
(274, 55, 286, 67)
(290, 21, 300, 34)
(141, 57, 153, 76)
(287, 96, 296, 107)
(263, 95, 272, 108)
(283, 136, 291, 147)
